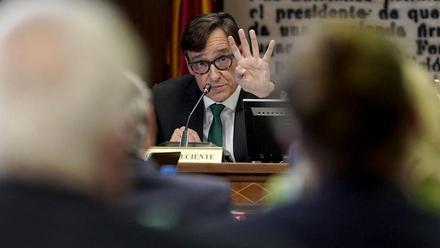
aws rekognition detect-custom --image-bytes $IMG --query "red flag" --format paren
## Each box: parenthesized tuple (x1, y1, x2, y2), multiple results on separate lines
(166, 0, 222, 78)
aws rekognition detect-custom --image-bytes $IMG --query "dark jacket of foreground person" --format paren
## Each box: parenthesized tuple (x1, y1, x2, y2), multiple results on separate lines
(0, 181, 198, 248)
(204, 175, 440, 248)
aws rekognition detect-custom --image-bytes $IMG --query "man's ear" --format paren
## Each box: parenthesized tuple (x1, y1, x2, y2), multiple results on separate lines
(184, 56, 194, 75)
(95, 125, 131, 202)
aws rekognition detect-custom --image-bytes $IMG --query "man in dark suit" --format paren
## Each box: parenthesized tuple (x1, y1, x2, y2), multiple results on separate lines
(198, 23, 440, 248)
(0, 1, 198, 247)
(153, 13, 276, 162)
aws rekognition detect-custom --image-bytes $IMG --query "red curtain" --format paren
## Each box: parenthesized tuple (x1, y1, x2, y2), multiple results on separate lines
(166, 0, 222, 78)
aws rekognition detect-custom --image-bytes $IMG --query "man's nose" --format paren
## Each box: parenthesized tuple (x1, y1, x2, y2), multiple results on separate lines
(208, 64, 220, 82)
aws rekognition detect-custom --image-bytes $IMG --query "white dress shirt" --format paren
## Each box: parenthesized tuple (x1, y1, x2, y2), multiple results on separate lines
(203, 86, 241, 162)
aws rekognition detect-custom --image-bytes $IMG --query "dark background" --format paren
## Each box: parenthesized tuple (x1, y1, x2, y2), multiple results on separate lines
(113, 0, 169, 86)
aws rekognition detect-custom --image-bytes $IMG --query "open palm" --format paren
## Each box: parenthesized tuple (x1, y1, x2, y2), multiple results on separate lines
(228, 29, 275, 98)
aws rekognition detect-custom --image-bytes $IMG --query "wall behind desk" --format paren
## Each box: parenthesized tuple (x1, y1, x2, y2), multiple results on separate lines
(225, 0, 440, 82)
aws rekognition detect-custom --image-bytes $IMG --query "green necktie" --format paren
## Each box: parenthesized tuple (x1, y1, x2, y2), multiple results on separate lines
(208, 103, 225, 147)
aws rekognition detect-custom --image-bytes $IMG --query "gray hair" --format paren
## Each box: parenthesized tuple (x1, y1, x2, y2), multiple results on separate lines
(0, 0, 145, 189)
(123, 71, 151, 154)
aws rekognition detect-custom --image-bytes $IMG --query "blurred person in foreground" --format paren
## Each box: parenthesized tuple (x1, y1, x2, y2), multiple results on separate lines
(153, 13, 276, 162)
(123, 73, 231, 230)
(264, 36, 440, 215)
(401, 61, 440, 214)
(200, 22, 440, 248)
(0, 1, 196, 247)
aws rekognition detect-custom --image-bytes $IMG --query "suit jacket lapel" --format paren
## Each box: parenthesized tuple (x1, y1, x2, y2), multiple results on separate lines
(233, 89, 248, 162)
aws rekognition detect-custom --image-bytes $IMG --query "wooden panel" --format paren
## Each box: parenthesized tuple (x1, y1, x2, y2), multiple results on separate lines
(112, 0, 168, 84)
(231, 182, 272, 206)
(177, 163, 289, 210)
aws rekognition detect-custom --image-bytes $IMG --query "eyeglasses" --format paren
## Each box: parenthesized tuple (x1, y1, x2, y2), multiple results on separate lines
(188, 54, 234, 75)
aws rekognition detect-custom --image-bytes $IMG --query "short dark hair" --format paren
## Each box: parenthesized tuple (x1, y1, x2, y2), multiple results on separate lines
(287, 23, 414, 177)
(181, 12, 240, 53)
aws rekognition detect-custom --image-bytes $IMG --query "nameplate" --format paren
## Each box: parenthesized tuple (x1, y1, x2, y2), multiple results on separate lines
(145, 146, 223, 164)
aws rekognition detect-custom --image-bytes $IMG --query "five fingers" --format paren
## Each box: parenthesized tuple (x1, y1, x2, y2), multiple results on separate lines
(232, 29, 275, 62)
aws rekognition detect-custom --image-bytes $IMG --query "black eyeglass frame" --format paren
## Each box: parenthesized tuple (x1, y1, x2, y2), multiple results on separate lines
(187, 54, 234, 75)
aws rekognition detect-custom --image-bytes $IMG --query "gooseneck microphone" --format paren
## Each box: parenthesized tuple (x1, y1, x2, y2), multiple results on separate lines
(180, 84, 212, 147)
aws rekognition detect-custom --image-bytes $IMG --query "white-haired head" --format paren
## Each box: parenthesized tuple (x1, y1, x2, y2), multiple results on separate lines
(0, 0, 145, 198)
(123, 71, 151, 154)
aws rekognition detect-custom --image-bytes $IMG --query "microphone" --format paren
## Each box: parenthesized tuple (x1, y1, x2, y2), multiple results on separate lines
(180, 83, 211, 147)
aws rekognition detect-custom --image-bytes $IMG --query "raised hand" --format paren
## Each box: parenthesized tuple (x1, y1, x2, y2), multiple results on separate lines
(228, 29, 275, 98)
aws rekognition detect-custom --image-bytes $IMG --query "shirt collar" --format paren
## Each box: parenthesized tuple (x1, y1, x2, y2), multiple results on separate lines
(203, 85, 241, 111)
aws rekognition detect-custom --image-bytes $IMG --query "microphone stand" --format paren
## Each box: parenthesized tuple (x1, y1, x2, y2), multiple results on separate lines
(179, 84, 211, 147)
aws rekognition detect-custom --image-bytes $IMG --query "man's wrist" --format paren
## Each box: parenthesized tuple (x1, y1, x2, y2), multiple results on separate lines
(257, 80, 275, 98)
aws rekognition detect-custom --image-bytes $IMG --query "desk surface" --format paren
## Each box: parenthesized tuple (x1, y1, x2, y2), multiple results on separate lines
(177, 162, 289, 174)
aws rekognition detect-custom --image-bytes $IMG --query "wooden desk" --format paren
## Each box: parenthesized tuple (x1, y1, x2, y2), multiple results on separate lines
(177, 163, 289, 210)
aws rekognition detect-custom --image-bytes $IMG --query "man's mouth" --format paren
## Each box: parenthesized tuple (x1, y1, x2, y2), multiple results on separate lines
(210, 84, 224, 91)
